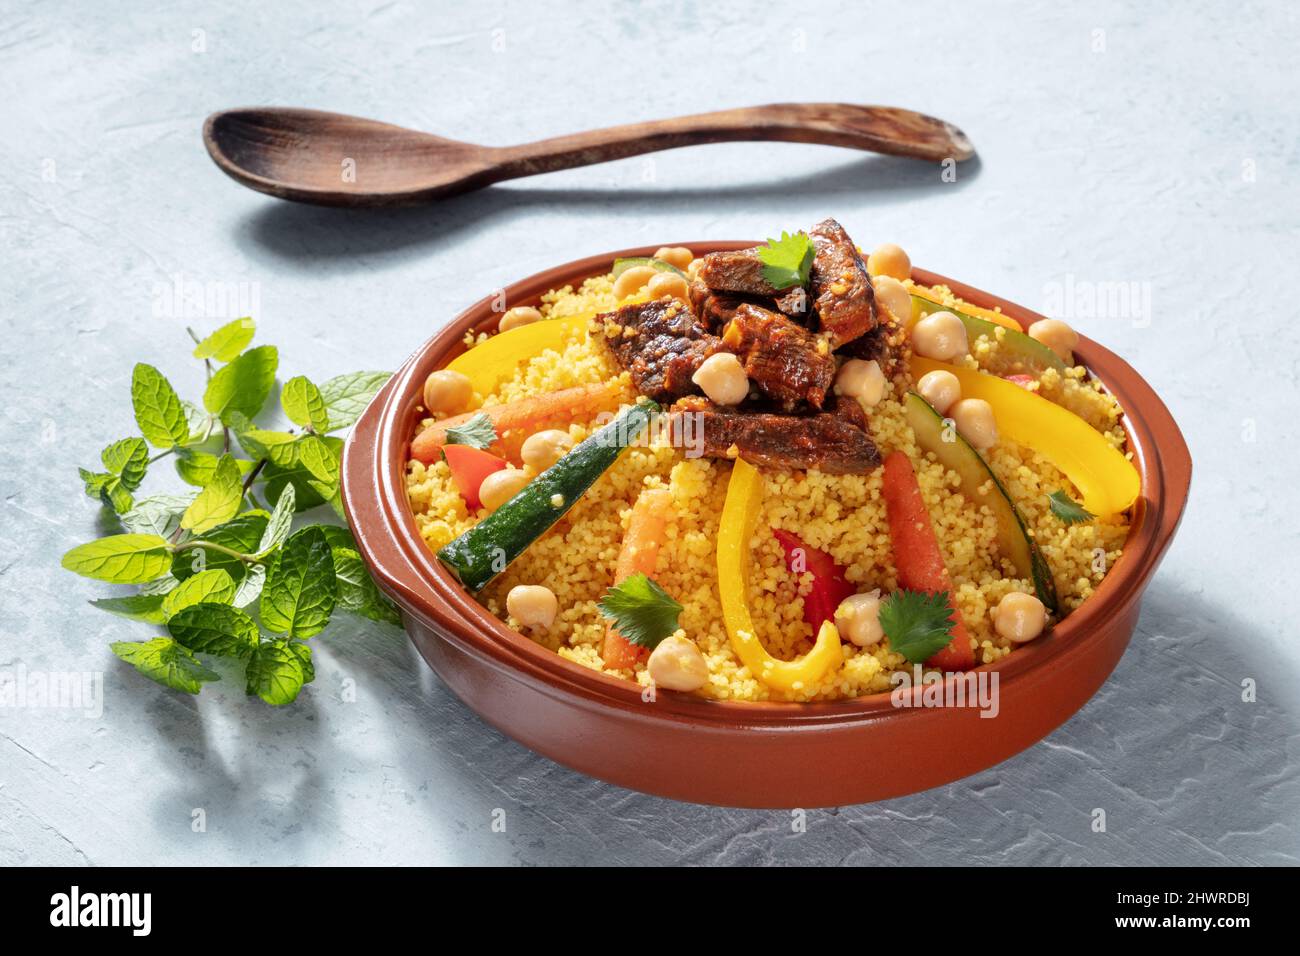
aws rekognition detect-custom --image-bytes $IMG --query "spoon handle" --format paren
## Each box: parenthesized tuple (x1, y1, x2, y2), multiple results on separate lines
(487, 103, 973, 183)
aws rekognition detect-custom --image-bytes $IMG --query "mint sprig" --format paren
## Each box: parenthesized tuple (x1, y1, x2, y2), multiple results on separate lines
(63, 318, 399, 704)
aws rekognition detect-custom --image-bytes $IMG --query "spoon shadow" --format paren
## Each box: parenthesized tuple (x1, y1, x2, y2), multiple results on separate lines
(239, 153, 982, 267)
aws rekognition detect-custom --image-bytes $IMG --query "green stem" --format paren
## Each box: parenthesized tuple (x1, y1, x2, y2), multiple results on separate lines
(172, 540, 257, 564)
(242, 458, 267, 496)
(148, 448, 176, 465)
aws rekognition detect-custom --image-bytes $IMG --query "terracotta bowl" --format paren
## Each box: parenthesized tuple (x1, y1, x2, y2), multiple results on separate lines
(341, 241, 1192, 809)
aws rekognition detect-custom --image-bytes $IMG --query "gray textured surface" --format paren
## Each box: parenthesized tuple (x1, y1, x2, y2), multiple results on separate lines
(2, 0, 1298, 866)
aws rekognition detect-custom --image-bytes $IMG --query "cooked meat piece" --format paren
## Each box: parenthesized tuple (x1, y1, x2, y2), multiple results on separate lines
(775, 285, 813, 320)
(670, 397, 881, 475)
(838, 315, 904, 380)
(808, 218, 878, 347)
(720, 303, 834, 409)
(697, 247, 776, 298)
(595, 297, 720, 403)
(689, 280, 746, 330)
(823, 391, 868, 432)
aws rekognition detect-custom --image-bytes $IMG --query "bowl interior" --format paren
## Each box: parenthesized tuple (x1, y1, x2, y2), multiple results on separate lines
(343, 242, 1192, 725)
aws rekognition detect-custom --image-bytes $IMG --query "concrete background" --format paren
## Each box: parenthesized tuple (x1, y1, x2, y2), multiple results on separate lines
(2, 0, 1297, 865)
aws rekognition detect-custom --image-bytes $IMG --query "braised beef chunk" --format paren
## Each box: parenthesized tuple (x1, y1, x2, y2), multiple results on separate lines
(671, 398, 881, 475)
(809, 218, 877, 347)
(823, 391, 868, 432)
(838, 314, 903, 379)
(596, 298, 719, 403)
(775, 285, 812, 319)
(720, 303, 834, 409)
(688, 280, 746, 330)
(696, 247, 776, 297)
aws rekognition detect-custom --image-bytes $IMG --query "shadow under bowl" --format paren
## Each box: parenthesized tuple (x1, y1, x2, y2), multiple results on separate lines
(340, 241, 1192, 809)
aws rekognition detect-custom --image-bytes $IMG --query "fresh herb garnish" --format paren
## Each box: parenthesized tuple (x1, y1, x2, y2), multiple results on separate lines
(596, 572, 683, 649)
(879, 589, 957, 663)
(1047, 489, 1096, 525)
(443, 412, 497, 450)
(61, 318, 399, 705)
(757, 231, 816, 290)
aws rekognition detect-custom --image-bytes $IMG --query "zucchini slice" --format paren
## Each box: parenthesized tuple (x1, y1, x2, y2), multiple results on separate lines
(437, 398, 660, 592)
(904, 391, 1059, 612)
(612, 257, 686, 280)
(911, 295, 1066, 375)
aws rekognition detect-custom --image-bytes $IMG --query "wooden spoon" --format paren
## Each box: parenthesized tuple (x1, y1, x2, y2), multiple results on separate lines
(203, 104, 974, 207)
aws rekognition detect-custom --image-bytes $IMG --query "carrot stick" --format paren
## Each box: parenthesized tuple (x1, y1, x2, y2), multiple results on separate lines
(601, 487, 674, 670)
(880, 451, 975, 671)
(410, 381, 626, 464)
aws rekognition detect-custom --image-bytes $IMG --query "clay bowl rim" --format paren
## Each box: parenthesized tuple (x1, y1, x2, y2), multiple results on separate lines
(341, 240, 1192, 727)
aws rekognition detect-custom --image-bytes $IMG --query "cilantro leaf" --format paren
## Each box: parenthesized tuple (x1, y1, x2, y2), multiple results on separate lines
(244, 639, 308, 705)
(596, 572, 682, 649)
(202, 344, 278, 423)
(62, 533, 173, 584)
(260, 526, 336, 639)
(280, 375, 330, 432)
(192, 317, 255, 363)
(757, 231, 816, 290)
(111, 637, 220, 694)
(1048, 489, 1096, 526)
(131, 363, 190, 448)
(443, 412, 497, 450)
(318, 371, 390, 431)
(878, 589, 958, 663)
(167, 602, 259, 657)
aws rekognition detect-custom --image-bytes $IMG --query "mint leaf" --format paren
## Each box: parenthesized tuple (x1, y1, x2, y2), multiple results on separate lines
(756, 231, 815, 290)
(203, 344, 278, 423)
(261, 436, 342, 512)
(111, 637, 220, 694)
(192, 316, 255, 363)
(62, 534, 173, 584)
(878, 589, 957, 663)
(443, 412, 496, 451)
(244, 639, 307, 705)
(229, 412, 299, 466)
(318, 525, 358, 551)
(181, 454, 243, 535)
(162, 568, 237, 617)
(1048, 489, 1096, 526)
(318, 371, 390, 432)
(231, 561, 266, 607)
(260, 526, 336, 639)
(172, 512, 267, 585)
(131, 363, 190, 448)
(175, 450, 254, 487)
(288, 641, 315, 684)
(140, 574, 180, 596)
(120, 493, 196, 538)
(167, 602, 259, 657)
(281, 375, 329, 432)
(596, 572, 682, 649)
(89, 594, 168, 625)
(180, 400, 213, 445)
(256, 484, 295, 557)
(332, 546, 401, 626)
(101, 438, 150, 490)
(295, 435, 339, 484)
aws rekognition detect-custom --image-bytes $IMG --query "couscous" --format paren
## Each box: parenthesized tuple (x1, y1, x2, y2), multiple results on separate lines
(406, 220, 1138, 702)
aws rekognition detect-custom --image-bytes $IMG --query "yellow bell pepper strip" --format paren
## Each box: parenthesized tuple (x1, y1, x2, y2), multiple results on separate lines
(717, 458, 843, 693)
(446, 313, 591, 397)
(910, 357, 1141, 517)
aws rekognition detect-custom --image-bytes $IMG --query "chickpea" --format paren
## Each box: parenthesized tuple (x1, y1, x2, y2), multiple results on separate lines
(612, 265, 658, 300)
(506, 585, 558, 631)
(910, 310, 968, 361)
(646, 271, 689, 301)
(867, 242, 911, 281)
(949, 397, 998, 450)
(834, 591, 884, 648)
(686, 258, 705, 281)
(653, 246, 694, 270)
(871, 275, 912, 325)
(498, 305, 542, 333)
(478, 468, 530, 512)
(422, 369, 473, 415)
(836, 358, 886, 407)
(992, 591, 1047, 643)
(646, 634, 709, 691)
(520, 428, 573, 472)
(691, 352, 749, 405)
(1028, 318, 1079, 363)
(916, 369, 961, 414)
